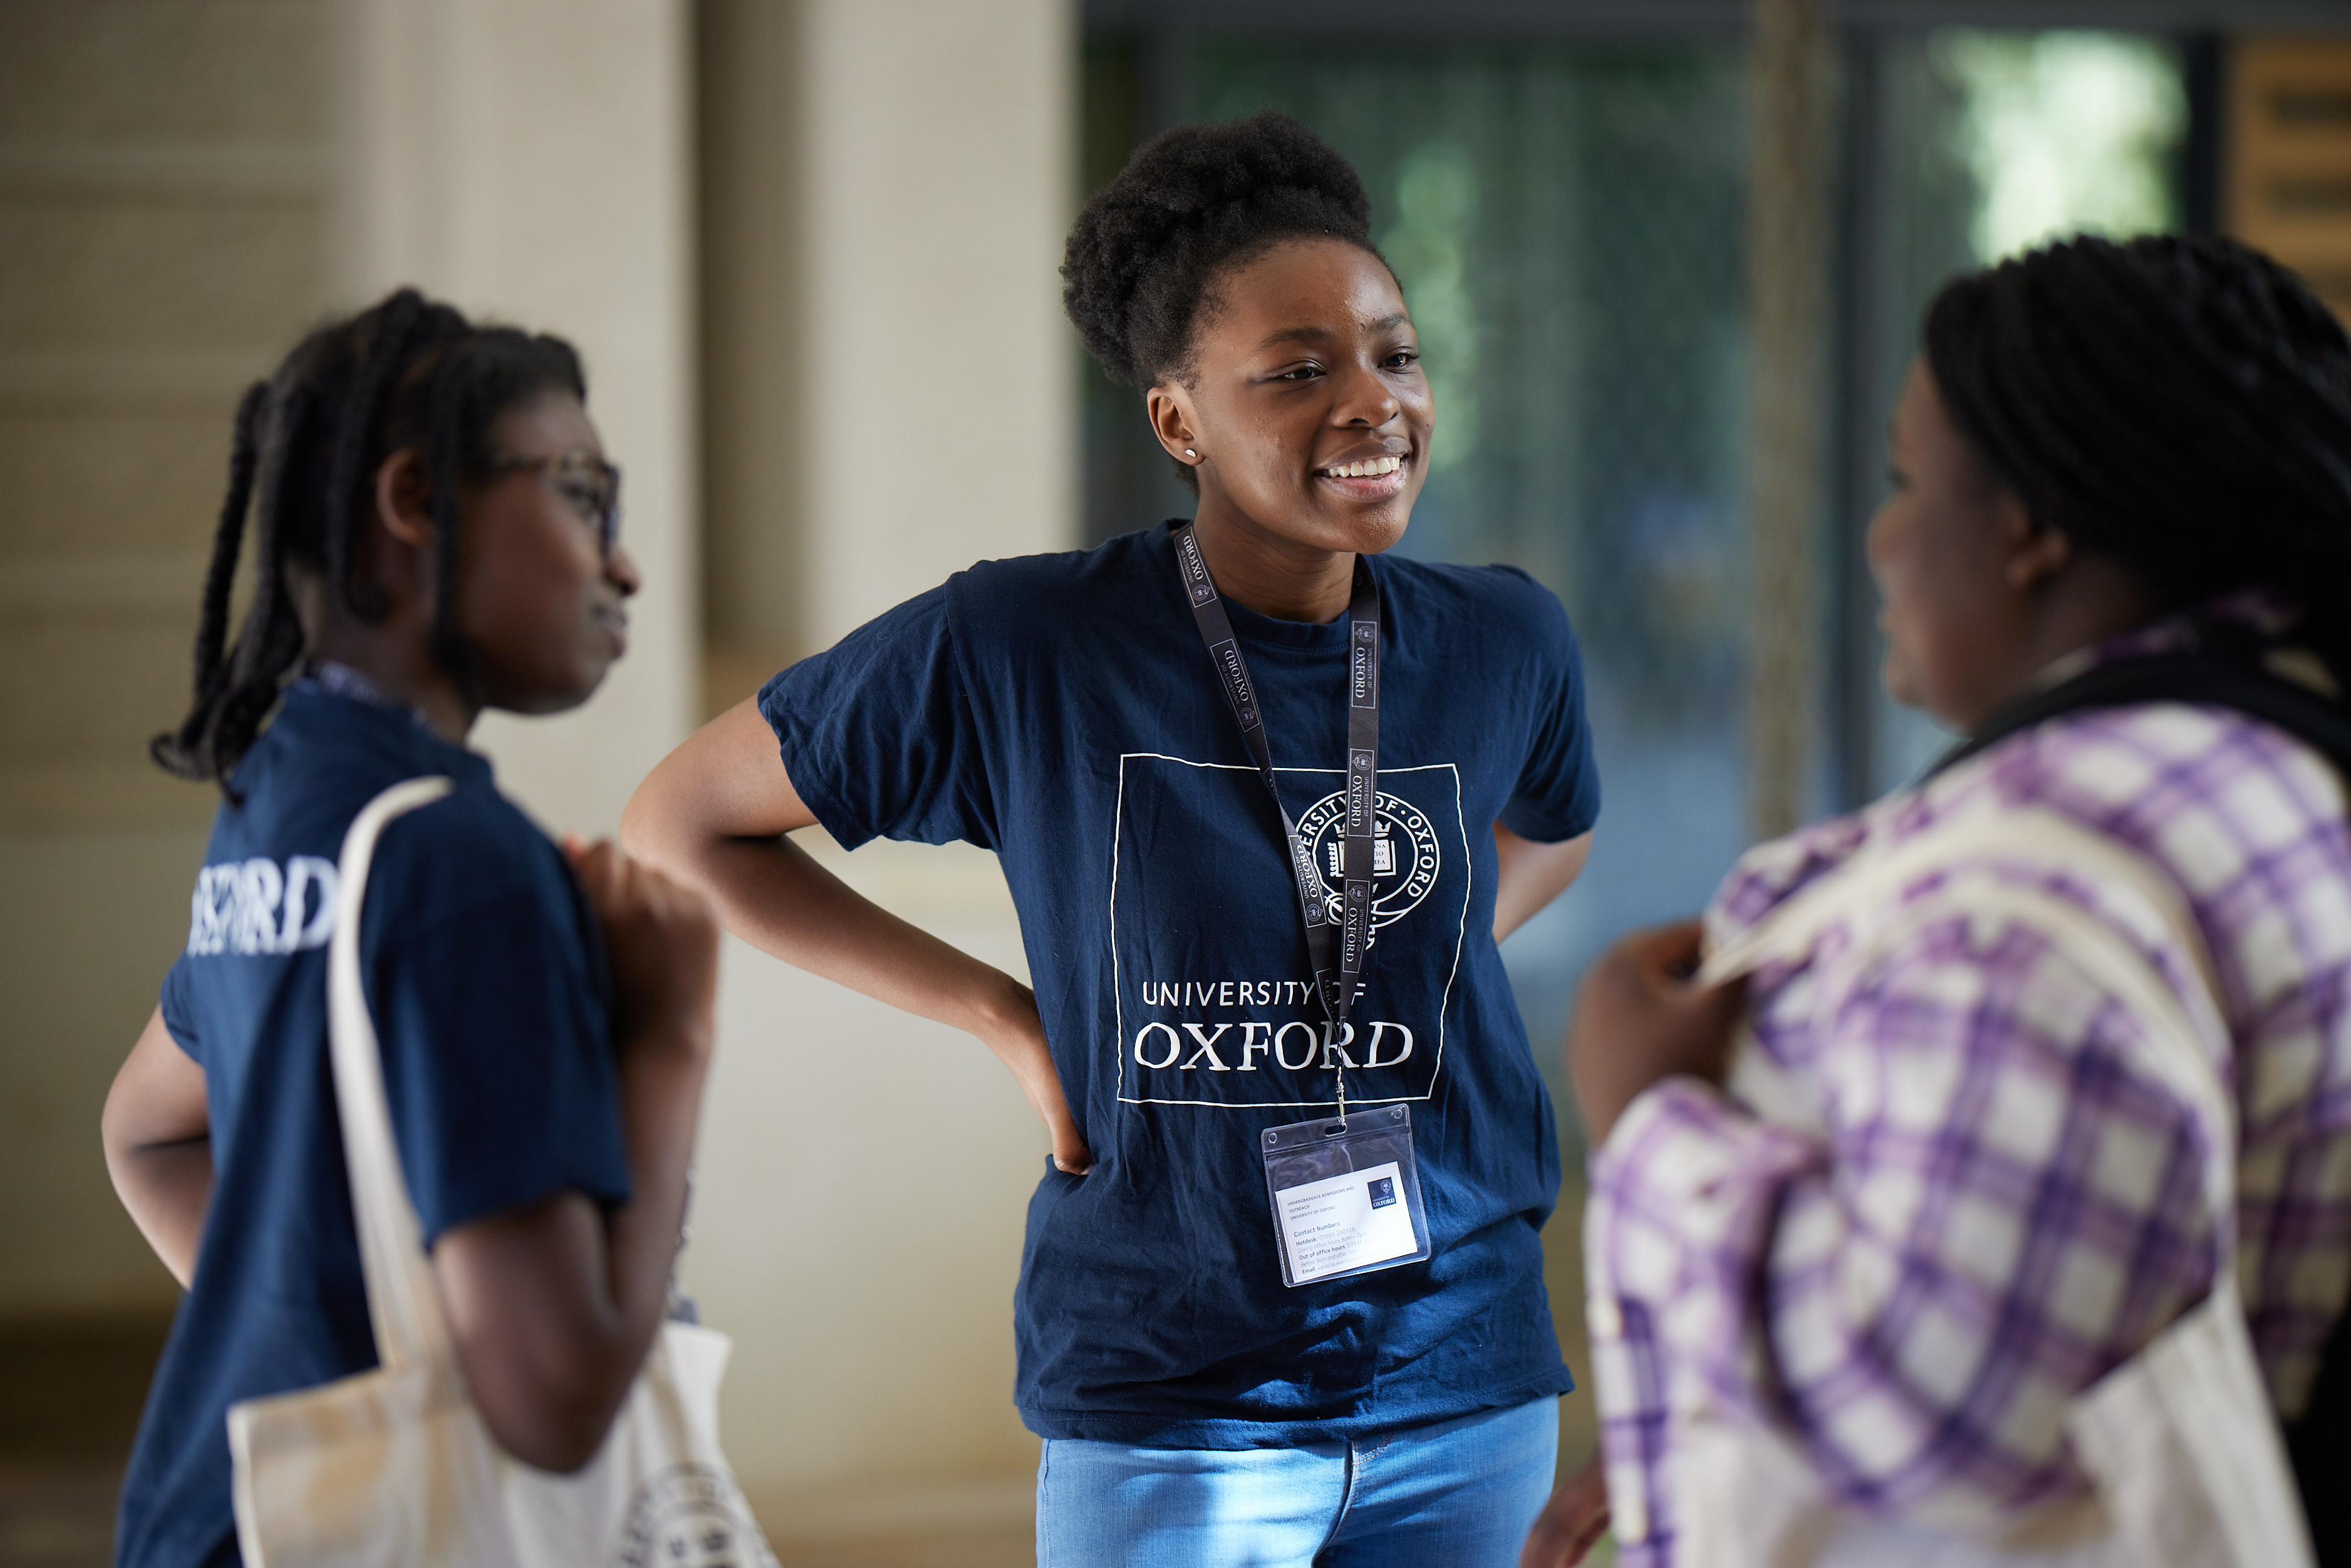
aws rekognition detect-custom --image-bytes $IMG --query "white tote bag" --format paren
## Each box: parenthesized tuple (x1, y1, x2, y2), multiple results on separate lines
(1619, 805, 2317, 1568)
(227, 776, 777, 1568)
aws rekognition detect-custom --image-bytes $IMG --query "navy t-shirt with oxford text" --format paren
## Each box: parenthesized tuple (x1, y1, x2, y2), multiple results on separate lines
(758, 522, 1600, 1446)
(117, 683, 632, 1568)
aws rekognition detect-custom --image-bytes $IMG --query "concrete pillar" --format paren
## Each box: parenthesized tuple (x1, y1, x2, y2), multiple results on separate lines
(693, 0, 1077, 1521)
(799, 0, 1074, 645)
(328, 0, 698, 834)
(1744, 0, 1834, 842)
(0, 0, 336, 1317)
(334, 0, 1077, 1525)
(702, 0, 1074, 704)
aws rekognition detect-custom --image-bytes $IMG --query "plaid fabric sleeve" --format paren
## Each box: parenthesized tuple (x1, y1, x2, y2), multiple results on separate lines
(1587, 901, 2218, 1562)
(1584, 1079, 1822, 1567)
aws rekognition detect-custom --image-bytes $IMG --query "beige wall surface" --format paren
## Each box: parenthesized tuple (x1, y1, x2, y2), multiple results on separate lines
(0, 0, 333, 1318)
(2229, 36, 2351, 323)
(698, 0, 805, 699)
(0, 831, 220, 1312)
(690, 843, 1049, 1513)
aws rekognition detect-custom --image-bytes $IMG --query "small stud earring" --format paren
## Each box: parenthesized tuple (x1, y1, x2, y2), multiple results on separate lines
(1184, 448, 1198, 459)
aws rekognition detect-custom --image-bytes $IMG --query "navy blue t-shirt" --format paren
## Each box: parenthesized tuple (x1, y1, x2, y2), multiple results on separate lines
(758, 524, 1601, 1446)
(117, 683, 633, 1568)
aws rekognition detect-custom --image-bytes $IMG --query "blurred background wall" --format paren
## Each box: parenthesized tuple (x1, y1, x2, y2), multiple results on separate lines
(2, 0, 334, 1330)
(6, 1, 2351, 1564)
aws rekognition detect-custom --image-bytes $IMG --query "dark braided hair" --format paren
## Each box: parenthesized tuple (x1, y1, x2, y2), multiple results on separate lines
(152, 288, 586, 793)
(1926, 234, 2351, 683)
(1062, 112, 1379, 439)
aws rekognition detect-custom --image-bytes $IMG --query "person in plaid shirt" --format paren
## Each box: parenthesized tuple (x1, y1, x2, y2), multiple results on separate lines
(1555, 236, 2351, 1567)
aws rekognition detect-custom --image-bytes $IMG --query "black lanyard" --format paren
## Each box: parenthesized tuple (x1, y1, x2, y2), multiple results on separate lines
(1170, 519, 1382, 1027)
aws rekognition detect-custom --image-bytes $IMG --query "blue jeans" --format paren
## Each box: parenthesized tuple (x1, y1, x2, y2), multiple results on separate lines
(1034, 1397, 1559, 1567)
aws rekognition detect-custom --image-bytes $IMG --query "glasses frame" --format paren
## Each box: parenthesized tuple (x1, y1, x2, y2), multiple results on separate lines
(482, 450, 623, 557)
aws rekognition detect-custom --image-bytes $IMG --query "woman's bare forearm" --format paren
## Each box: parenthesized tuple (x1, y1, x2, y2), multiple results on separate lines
(436, 1039, 702, 1476)
(435, 846, 720, 1474)
(688, 832, 1032, 1035)
(623, 700, 1092, 1170)
(620, 699, 1030, 1039)
(103, 1006, 214, 1289)
(109, 1140, 212, 1289)
(702, 836, 1091, 1168)
(1493, 825, 1594, 942)
(604, 1020, 708, 1333)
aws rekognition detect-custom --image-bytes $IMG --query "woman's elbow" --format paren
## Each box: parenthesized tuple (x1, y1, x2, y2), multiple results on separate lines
(467, 1349, 635, 1475)
(435, 1200, 649, 1475)
(482, 1405, 611, 1476)
(617, 769, 679, 867)
(98, 1079, 135, 1175)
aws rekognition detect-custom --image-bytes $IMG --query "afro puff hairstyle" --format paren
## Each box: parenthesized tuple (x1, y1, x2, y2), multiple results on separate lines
(1061, 110, 1379, 391)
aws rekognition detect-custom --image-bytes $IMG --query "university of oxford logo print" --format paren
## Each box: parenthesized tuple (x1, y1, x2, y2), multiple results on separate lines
(1294, 787, 1441, 942)
(611, 1462, 773, 1568)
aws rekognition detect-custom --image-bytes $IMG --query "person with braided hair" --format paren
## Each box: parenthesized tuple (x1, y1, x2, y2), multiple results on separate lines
(101, 289, 721, 1565)
(1570, 233, 2351, 1566)
(626, 112, 1605, 1563)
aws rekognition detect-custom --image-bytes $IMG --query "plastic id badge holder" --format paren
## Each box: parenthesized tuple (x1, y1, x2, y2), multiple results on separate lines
(1262, 1104, 1433, 1288)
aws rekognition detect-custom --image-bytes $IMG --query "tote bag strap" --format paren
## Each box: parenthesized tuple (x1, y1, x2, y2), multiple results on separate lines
(327, 775, 457, 1375)
(1702, 804, 2239, 1254)
(1700, 807, 2221, 1009)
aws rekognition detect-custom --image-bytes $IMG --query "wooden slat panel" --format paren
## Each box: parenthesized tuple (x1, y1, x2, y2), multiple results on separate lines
(0, 1, 324, 147)
(2228, 37, 2351, 319)
(0, 604, 205, 764)
(0, 411, 242, 556)
(0, 198, 322, 357)
(0, 3, 326, 831)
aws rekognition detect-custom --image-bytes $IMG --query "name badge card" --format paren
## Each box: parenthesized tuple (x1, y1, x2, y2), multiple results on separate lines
(1261, 1104, 1431, 1288)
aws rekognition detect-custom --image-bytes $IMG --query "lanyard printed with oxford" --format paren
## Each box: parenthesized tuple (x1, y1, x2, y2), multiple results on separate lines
(1169, 518, 1433, 1289)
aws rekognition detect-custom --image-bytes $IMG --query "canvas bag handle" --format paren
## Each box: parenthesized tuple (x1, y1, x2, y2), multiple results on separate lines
(1701, 805, 2238, 1254)
(325, 775, 458, 1376)
(1700, 806, 2220, 1018)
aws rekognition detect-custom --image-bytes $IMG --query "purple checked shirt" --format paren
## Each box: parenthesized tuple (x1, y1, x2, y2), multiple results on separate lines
(1585, 636, 2351, 1565)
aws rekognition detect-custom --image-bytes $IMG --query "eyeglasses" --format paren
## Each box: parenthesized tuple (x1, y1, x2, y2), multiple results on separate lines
(483, 451, 623, 556)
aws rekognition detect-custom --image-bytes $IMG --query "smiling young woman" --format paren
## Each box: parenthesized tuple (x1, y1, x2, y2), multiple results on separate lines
(1138, 235, 1430, 620)
(625, 112, 1604, 1565)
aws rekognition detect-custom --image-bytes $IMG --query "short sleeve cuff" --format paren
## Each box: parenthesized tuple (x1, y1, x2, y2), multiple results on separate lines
(757, 673, 880, 852)
(1499, 793, 1597, 844)
(158, 961, 203, 1064)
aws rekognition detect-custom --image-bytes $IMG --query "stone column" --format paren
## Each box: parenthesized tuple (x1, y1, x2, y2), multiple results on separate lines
(692, 0, 1077, 1519)
(797, 0, 1074, 646)
(1743, 0, 1834, 843)
(329, 0, 698, 833)
(700, 0, 1074, 706)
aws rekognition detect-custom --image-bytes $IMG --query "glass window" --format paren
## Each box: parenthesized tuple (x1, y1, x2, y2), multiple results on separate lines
(1861, 31, 2188, 793)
